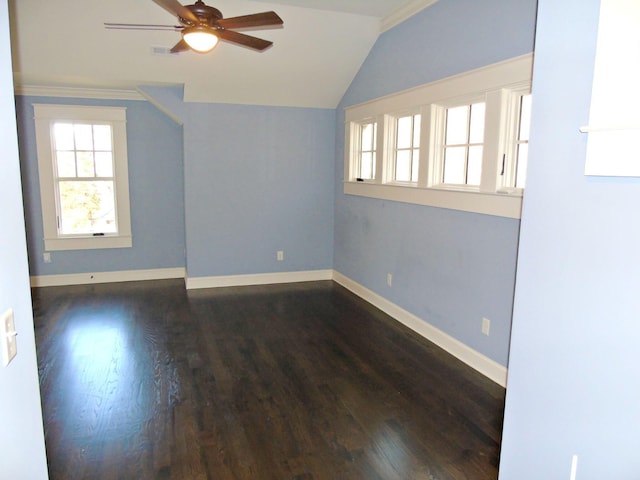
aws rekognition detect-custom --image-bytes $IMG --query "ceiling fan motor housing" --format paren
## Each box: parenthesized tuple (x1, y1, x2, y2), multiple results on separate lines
(181, 0, 222, 27)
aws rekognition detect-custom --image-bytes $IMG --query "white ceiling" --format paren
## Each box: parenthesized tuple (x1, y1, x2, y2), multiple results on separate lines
(9, 0, 435, 108)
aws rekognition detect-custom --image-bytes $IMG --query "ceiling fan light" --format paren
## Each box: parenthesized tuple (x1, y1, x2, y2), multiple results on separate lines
(183, 27, 219, 53)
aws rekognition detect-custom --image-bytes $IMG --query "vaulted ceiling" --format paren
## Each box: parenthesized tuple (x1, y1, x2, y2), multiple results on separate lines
(9, 0, 437, 108)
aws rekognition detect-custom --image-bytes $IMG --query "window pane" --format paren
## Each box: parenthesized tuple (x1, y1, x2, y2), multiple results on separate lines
(469, 102, 486, 144)
(56, 151, 76, 177)
(58, 180, 117, 235)
(516, 143, 528, 188)
(519, 94, 532, 141)
(360, 152, 374, 179)
(361, 123, 374, 150)
(93, 125, 112, 151)
(413, 115, 421, 147)
(76, 151, 95, 177)
(74, 124, 93, 150)
(95, 152, 113, 177)
(411, 150, 419, 182)
(53, 123, 75, 150)
(443, 146, 466, 184)
(395, 150, 411, 181)
(445, 106, 469, 145)
(397, 116, 412, 149)
(467, 146, 483, 186)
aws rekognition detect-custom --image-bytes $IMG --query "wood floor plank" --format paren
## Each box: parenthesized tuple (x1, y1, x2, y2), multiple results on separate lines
(33, 279, 504, 480)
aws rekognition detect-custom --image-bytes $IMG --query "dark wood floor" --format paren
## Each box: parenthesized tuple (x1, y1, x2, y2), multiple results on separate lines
(33, 279, 505, 480)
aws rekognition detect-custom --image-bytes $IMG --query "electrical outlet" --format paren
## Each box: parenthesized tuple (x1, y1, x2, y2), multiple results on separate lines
(277, 250, 284, 261)
(43, 252, 51, 263)
(1, 309, 17, 367)
(482, 317, 491, 336)
(387, 273, 393, 287)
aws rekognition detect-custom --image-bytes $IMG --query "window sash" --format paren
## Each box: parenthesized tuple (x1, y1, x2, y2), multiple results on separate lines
(514, 93, 532, 189)
(356, 121, 377, 180)
(439, 102, 486, 187)
(51, 121, 118, 237)
(497, 90, 532, 191)
(390, 113, 421, 183)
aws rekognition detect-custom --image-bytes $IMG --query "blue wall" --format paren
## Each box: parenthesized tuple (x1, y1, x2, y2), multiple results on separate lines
(499, 0, 640, 477)
(17, 93, 336, 281)
(16, 96, 186, 276)
(182, 103, 335, 278)
(334, 0, 538, 366)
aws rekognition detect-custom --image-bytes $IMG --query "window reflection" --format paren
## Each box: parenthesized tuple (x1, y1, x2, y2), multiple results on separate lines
(62, 309, 139, 437)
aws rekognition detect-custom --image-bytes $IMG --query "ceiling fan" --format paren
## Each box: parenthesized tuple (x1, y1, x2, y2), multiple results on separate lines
(105, 0, 283, 53)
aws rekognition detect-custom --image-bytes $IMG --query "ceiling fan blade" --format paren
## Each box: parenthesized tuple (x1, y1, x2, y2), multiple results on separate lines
(170, 38, 191, 53)
(152, 0, 198, 23)
(216, 11, 283, 30)
(104, 22, 182, 31)
(216, 29, 273, 51)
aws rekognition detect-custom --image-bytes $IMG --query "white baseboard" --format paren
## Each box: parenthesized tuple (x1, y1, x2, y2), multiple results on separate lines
(186, 269, 334, 290)
(30, 267, 186, 287)
(332, 271, 508, 387)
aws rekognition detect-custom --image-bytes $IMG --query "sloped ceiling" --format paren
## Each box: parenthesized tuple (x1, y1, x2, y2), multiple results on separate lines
(9, 0, 434, 108)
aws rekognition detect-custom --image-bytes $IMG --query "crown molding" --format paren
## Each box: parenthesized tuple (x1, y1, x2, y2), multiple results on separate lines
(381, 0, 440, 32)
(14, 84, 144, 101)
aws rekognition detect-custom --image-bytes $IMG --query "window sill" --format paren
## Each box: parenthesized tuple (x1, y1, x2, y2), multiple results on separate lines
(44, 235, 132, 251)
(343, 181, 522, 219)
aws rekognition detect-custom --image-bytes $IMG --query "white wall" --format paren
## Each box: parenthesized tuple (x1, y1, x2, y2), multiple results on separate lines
(0, 0, 49, 476)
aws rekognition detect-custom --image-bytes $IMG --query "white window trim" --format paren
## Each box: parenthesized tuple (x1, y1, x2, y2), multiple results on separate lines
(344, 54, 533, 219)
(33, 104, 132, 251)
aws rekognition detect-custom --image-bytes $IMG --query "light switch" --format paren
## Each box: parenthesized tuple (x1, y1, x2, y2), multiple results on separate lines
(1, 309, 17, 367)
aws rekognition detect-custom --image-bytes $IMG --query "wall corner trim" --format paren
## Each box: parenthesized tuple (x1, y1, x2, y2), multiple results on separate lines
(332, 270, 508, 386)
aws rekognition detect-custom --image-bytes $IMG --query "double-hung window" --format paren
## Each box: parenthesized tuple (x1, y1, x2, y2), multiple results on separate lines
(33, 104, 132, 251)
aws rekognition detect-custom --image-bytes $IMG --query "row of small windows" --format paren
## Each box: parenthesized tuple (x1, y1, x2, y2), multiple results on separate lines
(350, 91, 532, 192)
